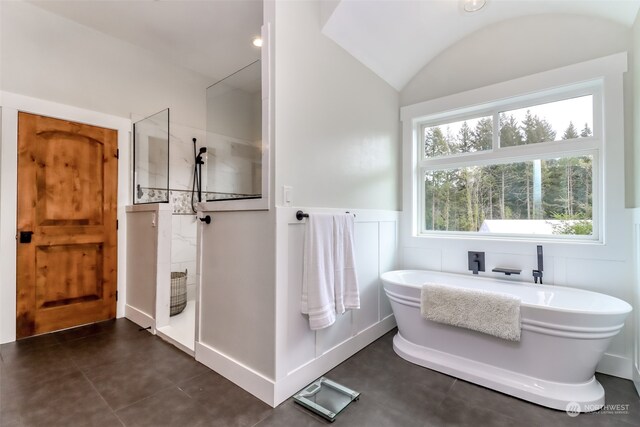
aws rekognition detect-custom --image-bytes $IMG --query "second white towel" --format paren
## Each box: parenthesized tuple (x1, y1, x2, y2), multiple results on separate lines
(334, 213, 360, 314)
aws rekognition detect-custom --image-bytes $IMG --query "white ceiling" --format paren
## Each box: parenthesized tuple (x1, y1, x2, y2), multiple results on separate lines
(29, 0, 263, 83)
(322, 0, 640, 91)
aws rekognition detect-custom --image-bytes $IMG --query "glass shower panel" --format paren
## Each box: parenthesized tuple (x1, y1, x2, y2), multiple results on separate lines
(205, 60, 262, 201)
(133, 109, 170, 204)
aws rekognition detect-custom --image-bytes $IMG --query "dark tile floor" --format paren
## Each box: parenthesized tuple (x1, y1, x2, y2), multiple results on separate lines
(0, 319, 638, 426)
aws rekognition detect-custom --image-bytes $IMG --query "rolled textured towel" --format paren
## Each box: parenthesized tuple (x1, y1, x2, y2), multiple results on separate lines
(421, 283, 521, 342)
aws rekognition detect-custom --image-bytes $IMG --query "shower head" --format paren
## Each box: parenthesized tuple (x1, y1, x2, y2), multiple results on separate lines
(196, 146, 207, 165)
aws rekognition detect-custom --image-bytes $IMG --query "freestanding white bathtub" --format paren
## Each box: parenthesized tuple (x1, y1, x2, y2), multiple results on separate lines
(381, 270, 632, 412)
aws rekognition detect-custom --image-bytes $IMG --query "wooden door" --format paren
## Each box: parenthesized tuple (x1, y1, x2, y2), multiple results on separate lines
(16, 112, 118, 338)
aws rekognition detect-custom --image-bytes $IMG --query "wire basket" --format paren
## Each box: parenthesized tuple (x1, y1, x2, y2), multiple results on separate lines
(170, 270, 187, 316)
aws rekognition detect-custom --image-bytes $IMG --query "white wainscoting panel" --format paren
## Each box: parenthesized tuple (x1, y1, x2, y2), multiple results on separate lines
(379, 221, 398, 319)
(274, 207, 399, 405)
(353, 221, 382, 336)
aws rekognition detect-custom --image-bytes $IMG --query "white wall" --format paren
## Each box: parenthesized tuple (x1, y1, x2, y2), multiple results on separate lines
(274, 0, 401, 211)
(197, 210, 277, 379)
(195, 5, 277, 396)
(0, 1, 211, 130)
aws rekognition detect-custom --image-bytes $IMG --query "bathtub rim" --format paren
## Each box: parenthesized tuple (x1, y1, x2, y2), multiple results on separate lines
(392, 332, 605, 412)
(381, 269, 632, 316)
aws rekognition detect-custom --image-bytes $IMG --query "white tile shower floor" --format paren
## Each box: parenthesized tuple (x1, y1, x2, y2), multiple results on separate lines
(157, 300, 195, 353)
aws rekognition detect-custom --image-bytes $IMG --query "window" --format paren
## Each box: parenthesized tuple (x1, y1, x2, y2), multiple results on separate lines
(415, 86, 600, 239)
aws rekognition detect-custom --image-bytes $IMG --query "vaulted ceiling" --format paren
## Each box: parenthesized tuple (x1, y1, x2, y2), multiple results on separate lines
(322, 0, 640, 90)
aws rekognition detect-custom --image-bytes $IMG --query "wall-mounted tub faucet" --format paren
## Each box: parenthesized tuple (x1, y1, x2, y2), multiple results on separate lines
(532, 245, 543, 284)
(468, 251, 485, 275)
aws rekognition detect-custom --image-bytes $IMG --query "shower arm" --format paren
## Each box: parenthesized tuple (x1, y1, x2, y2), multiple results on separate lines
(191, 138, 206, 212)
(196, 147, 207, 202)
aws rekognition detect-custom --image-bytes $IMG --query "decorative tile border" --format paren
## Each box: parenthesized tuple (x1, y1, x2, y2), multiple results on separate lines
(137, 187, 257, 215)
(136, 188, 168, 204)
(137, 187, 258, 215)
(205, 192, 260, 201)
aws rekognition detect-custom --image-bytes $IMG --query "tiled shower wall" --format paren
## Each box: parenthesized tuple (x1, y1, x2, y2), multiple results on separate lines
(168, 122, 205, 297)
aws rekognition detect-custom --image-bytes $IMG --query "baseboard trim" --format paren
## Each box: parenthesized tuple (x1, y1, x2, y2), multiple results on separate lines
(124, 305, 155, 334)
(273, 315, 397, 406)
(195, 342, 276, 406)
(195, 316, 396, 408)
(596, 352, 632, 380)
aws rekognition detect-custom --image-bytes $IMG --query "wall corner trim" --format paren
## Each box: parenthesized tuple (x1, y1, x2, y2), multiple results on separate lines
(195, 342, 277, 406)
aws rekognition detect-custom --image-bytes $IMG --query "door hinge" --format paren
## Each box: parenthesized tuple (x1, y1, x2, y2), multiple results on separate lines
(115, 149, 119, 159)
(116, 219, 119, 230)
(115, 290, 118, 301)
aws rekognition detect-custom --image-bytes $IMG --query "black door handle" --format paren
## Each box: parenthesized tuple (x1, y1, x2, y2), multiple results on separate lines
(19, 231, 34, 243)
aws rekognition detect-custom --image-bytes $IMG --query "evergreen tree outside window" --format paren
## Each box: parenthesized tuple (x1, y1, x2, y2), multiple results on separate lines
(416, 89, 598, 239)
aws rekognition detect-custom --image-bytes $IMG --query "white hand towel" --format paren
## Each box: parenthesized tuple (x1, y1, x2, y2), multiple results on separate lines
(301, 214, 336, 330)
(334, 214, 359, 314)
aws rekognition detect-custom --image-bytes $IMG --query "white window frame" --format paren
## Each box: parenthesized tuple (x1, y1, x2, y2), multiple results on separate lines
(401, 53, 627, 251)
(416, 83, 601, 241)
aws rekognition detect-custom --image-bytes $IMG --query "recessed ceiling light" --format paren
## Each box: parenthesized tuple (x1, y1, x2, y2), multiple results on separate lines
(463, 0, 486, 13)
(252, 37, 263, 48)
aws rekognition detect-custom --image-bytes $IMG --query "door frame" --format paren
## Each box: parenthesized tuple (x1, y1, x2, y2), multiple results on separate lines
(0, 91, 131, 343)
